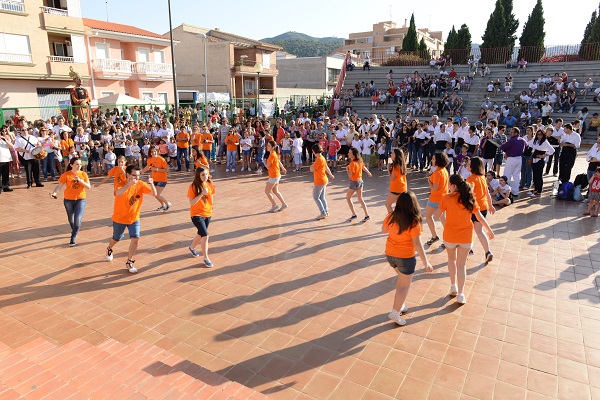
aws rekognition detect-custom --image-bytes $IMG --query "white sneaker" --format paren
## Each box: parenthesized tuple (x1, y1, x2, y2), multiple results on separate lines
(241, 167, 245, 171)
(387, 310, 407, 326)
(456, 293, 466, 304)
(225, 169, 230, 172)
(248, 167, 252, 171)
(449, 284, 458, 296)
(210, 169, 215, 172)
(269, 205, 279, 213)
(232, 169, 235, 172)
(126, 259, 137, 274)
(105, 246, 113, 261)
(400, 304, 408, 314)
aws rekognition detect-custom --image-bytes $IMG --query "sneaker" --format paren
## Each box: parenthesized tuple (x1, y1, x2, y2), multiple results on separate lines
(440, 243, 446, 249)
(156, 205, 164, 211)
(204, 258, 213, 268)
(189, 247, 200, 257)
(449, 284, 458, 296)
(388, 310, 407, 326)
(315, 213, 327, 220)
(469, 249, 474, 255)
(278, 204, 288, 212)
(105, 246, 113, 261)
(456, 293, 466, 304)
(485, 251, 493, 264)
(241, 167, 245, 172)
(126, 259, 138, 274)
(225, 169, 230, 172)
(400, 304, 408, 314)
(164, 203, 171, 212)
(69, 238, 76, 247)
(269, 205, 279, 213)
(362, 215, 370, 222)
(426, 236, 439, 246)
(232, 169, 235, 172)
(247, 167, 252, 171)
(347, 215, 358, 221)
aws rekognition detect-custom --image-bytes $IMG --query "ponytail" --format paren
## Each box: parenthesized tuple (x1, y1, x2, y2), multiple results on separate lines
(449, 174, 475, 212)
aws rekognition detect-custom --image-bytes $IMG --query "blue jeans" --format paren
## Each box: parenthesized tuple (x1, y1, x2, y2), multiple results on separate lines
(64, 198, 86, 240)
(313, 184, 328, 214)
(408, 143, 417, 166)
(226, 150, 237, 170)
(417, 145, 425, 170)
(42, 151, 56, 179)
(520, 155, 532, 188)
(176, 147, 189, 170)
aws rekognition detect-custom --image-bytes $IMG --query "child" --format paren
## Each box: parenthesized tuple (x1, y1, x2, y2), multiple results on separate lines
(292, 132, 303, 172)
(187, 167, 216, 268)
(504, 81, 511, 98)
(328, 134, 341, 172)
(158, 139, 169, 160)
(168, 137, 178, 170)
(458, 156, 471, 179)
(79, 144, 89, 172)
(125, 140, 135, 165)
(382, 191, 433, 326)
(255, 131, 266, 173)
(91, 141, 102, 176)
(131, 140, 141, 168)
(346, 147, 373, 222)
(191, 146, 209, 170)
(95, 155, 127, 194)
(492, 175, 512, 206)
(444, 142, 456, 173)
(310, 144, 335, 219)
(584, 167, 600, 217)
(486, 170, 500, 193)
(104, 146, 116, 173)
(377, 137, 387, 171)
(241, 130, 254, 171)
(142, 138, 151, 167)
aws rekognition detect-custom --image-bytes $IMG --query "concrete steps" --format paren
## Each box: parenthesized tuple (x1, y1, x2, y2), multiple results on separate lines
(0, 337, 270, 400)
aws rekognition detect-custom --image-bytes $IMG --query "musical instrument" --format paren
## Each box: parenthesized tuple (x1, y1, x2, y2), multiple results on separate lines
(31, 147, 48, 160)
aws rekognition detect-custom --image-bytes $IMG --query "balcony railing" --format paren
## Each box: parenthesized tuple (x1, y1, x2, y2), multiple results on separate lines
(93, 58, 132, 73)
(132, 62, 172, 74)
(0, 52, 32, 63)
(1, 0, 24, 12)
(41, 6, 67, 15)
(48, 55, 73, 63)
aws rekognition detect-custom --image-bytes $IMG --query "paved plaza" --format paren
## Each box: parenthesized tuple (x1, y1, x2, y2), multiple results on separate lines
(0, 155, 599, 400)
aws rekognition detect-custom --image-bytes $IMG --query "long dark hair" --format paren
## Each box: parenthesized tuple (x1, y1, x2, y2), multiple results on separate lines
(349, 147, 363, 164)
(267, 140, 280, 155)
(469, 156, 484, 176)
(66, 157, 80, 171)
(191, 167, 211, 198)
(386, 191, 422, 234)
(449, 174, 475, 212)
(390, 148, 407, 175)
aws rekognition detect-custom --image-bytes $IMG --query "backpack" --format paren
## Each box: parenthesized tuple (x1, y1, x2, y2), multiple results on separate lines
(573, 173, 589, 190)
(557, 182, 575, 201)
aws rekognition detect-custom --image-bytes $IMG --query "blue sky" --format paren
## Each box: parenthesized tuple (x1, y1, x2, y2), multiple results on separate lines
(81, 0, 598, 46)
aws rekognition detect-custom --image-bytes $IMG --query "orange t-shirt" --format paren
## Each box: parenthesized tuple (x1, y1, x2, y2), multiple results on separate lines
(389, 165, 407, 194)
(348, 160, 363, 181)
(108, 166, 127, 193)
(428, 167, 449, 203)
(194, 153, 209, 169)
(191, 132, 201, 147)
(187, 181, 216, 217)
(112, 181, 152, 225)
(384, 216, 422, 258)
(146, 156, 168, 183)
(267, 152, 281, 178)
(201, 133, 213, 151)
(439, 192, 479, 244)
(60, 139, 74, 156)
(312, 155, 328, 186)
(176, 131, 190, 149)
(58, 170, 88, 200)
(225, 133, 239, 152)
(466, 174, 489, 211)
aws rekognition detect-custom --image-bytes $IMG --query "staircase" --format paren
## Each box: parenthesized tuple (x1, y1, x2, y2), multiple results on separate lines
(343, 61, 600, 144)
(0, 338, 269, 399)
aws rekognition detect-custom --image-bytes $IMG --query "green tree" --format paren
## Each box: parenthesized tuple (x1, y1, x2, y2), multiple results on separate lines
(502, 0, 519, 48)
(418, 37, 427, 51)
(518, 0, 545, 61)
(445, 26, 457, 49)
(580, 5, 600, 60)
(402, 13, 419, 51)
(455, 24, 472, 49)
(581, 9, 597, 45)
(481, 0, 506, 48)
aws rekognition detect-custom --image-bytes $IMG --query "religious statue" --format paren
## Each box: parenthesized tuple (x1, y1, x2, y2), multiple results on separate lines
(69, 67, 91, 121)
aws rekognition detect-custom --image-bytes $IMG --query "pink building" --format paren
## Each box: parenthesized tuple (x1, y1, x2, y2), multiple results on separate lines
(83, 18, 175, 106)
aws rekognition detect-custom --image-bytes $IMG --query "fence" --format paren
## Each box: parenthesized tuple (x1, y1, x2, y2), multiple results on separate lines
(364, 42, 600, 67)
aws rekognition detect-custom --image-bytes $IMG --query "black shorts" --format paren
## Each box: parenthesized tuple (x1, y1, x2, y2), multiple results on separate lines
(386, 255, 416, 275)
(340, 145, 349, 156)
(471, 209, 487, 223)
(493, 153, 504, 166)
(191, 216, 211, 237)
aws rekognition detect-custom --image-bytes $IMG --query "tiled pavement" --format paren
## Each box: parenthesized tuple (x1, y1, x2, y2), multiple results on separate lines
(0, 154, 598, 400)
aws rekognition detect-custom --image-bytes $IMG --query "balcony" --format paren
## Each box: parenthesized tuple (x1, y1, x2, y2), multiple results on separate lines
(233, 64, 278, 76)
(41, 6, 85, 33)
(92, 58, 132, 80)
(132, 62, 172, 81)
(1, 0, 25, 13)
(0, 52, 32, 64)
(47, 56, 87, 77)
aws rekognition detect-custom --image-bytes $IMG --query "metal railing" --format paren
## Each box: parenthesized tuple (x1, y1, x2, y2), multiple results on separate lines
(1, 0, 24, 12)
(131, 62, 172, 75)
(0, 52, 32, 63)
(328, 52, 350, 118)
(92, 58, 132, 73)
(48, 55, 74, 63)
(41, 6, 68, 16)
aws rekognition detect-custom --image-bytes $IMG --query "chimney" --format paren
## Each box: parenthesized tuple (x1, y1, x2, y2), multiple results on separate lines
(404, 19, 407, 28)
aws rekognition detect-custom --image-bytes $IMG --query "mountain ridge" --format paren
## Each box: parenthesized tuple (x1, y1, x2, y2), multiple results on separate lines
(260, 31, 344, 58)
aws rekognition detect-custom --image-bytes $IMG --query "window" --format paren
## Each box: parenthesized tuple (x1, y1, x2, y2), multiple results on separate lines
(0, 33, 31, 63)
(50, 42, 72, 57)
(156, 93, 167, 110)
(96, 43, 108, 59)
(366, 37, 373, 43)
(327, 68, 341, 83)
(100, 91, 114, 97)
(153, 50, 164, 64)
(244, 80, 255, 94)
(138, 47, 149, 62)
(141, 92, 153, 101)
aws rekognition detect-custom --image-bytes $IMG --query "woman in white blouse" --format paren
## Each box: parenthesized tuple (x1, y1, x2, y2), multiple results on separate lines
(530, 128, 555, 196)
(558, 123, 581, 184)
(586, 139, 600, 182)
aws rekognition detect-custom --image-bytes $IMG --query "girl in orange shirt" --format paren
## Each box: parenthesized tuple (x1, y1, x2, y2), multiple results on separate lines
(264, 140, 288, 213)
(95, 155, 127, 193)
(310, 144, 335, 220)
(466, 157, 496, 264)
(386, 148, 408, 213)
(434, 174, 494, 304)
(425, 152, 449, 246)
(187, 167, 216, 268)
(346, 147, 372, 222)
(50, 157, 91, 246)
(142, 145, 171, 211)
(382, 191, 433, 325)
(191, 146, 209, 171)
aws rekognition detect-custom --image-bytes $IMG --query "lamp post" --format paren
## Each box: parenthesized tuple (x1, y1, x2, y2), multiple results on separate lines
(253, 62, 263, 117)
(240, 55, 248, 115)
(197, 33, 208, 122)
(167, 0, 178, 117)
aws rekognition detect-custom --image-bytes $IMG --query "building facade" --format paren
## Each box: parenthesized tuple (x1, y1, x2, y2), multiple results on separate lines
(276, 53, 344, 100)
(341, 20, 444, 59)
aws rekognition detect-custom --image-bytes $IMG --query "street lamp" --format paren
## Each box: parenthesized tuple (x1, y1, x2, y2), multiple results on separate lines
(167, 0, 178, 117)
(240, 55, 248, 115)
(197, 33, 208, 122)
(253, 62, 263, 116)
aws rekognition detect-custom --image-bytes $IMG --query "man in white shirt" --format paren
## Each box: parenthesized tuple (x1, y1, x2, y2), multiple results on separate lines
(14, 130, 43, 188)
(52, 117, 72, 137)
(541, 101, 553, 125)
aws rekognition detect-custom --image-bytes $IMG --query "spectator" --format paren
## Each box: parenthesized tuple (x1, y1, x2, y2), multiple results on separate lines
(581, 77, 593, 99)
(363, 55, 370, 71)
(587, 113, 600, 136)
(516, 58, 527, 73)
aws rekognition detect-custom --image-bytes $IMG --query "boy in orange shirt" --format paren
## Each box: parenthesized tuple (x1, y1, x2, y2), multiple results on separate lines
(175, 127, 190, 172)
(105, 164, 157, 274)
(225, 128, 241, 172)
(200, 126, 214, 172)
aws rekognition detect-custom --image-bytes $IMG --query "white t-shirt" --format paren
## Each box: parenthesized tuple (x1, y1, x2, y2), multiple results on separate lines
(292, 137, 303, 154)
(351, 139, 362, 151)
(361, 138, 375, 155)
(14, 134, 40, 161)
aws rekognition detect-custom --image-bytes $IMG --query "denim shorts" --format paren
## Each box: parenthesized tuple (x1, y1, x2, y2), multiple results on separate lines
(281, 150, 291, 155)
(242, 149, 252, 156)
(112, 220, 141, 241)
(328, 154, 337, 161)
(191, 216, 211, 237)
(386, 255, 417, 275)
(154, 181, 167, 188)
(426, 200, 439, 209)
(442, 241, 472, 249)
(267, 177, 281, 185)
(349, 179, 363, 190)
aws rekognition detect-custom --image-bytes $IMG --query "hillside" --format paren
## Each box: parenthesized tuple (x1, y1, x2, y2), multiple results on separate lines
(261, 31, 343, 57)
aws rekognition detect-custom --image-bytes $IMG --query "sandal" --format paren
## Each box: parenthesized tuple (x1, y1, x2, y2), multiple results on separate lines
(592, 214, 599, 218)
(583, 212, 591, 216)
(426, 236, 439, 246)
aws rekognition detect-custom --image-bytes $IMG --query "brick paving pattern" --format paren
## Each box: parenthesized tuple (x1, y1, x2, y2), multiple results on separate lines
(0, 155, 598, 399)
